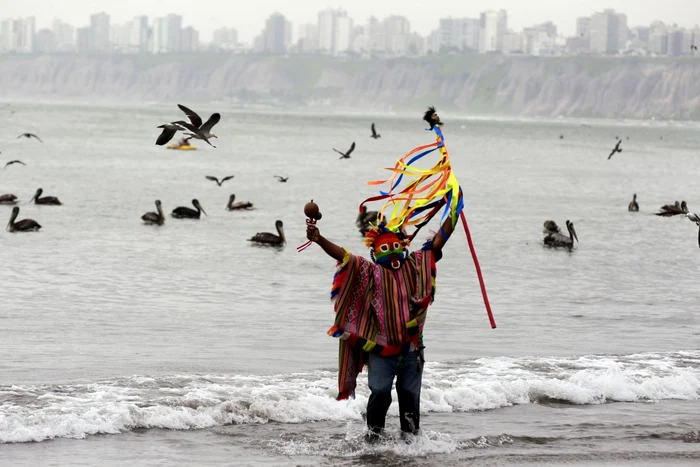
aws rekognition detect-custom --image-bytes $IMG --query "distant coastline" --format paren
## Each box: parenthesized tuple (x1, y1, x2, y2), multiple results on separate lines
(0, 53, 698, 121)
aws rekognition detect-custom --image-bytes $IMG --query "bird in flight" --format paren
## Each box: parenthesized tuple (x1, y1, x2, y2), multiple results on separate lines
(608, 140, 622, 160)
(17, 133, 42, 143)
(156, 104, 220, 148)
(4, 160, 26, 169)
(333, 142, 356, 159)
(370, 123, 381, 139)
(273, 175, 289, 183)
(205, 175, 234, 186)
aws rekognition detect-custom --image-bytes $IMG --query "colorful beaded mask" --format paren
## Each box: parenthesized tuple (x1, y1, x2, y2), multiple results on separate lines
(365, 225, 410, 270)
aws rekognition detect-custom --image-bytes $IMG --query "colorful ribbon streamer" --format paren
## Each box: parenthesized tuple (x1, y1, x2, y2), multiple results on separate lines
(361, 124, 496, 328)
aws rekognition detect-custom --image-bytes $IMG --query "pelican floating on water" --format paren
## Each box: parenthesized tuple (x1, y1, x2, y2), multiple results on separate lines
(628, 194, 639, 212)
(7, 206, 41, 232)
(0, 194, 18, 205)
(171, 199, 207, 219)
(544, 220, 578, 248)
(356, 205, 379, 234)
(226, 194, 253, 211)
(248, 220, 285, 246)
(656, 201, 688, 217)
(30, 188, 61, 205)
(142, 200, 165, 225)
(543, 220, 561, 235)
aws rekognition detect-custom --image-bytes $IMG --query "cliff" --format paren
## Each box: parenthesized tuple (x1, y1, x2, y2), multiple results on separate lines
(1, 53, 699, 120)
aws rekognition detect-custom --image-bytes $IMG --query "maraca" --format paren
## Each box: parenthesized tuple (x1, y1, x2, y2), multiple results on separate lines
(297, 200, 322, 252)
(304, 200, 322, 220)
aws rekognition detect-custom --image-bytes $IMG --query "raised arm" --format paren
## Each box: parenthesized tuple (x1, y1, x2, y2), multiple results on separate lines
(431, 215, 456, 254)
(307, 224, 346, 262)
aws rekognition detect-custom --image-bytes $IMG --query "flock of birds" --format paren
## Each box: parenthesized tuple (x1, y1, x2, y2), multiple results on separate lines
(4, 109, 698, 250)
(542, 137, 700, 249)
(2, 104, 385, 247)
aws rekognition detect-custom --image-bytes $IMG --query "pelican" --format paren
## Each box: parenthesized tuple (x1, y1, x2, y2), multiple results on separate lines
(7, 206, 41, 232)
(370, 123, 381, 139)
(656, 201, 688, 217)
(142, 200, 165, 225)
(226, 194, 253, 211)
(660, 201, 680, 212)
(544, 220, 578, 248)
(543, 220, 561, 235)
(333, 142, 355, 159)
(171, 199, 207, 219)
(155, 104, 220, 148)
(29, 188, 61, 205)
(628, 194, 639, 212)
(17, 133, 42, 143)
(356, 205, 379, 234)
(205, 175, 234, 186)
(0, 194, 18, 205)
(248, 220, 285, 246)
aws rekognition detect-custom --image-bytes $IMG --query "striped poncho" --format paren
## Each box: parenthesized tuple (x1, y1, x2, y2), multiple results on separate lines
(328, 243, 437, 400)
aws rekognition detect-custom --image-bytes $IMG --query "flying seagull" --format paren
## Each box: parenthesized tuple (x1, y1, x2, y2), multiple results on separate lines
(4, 160, 26, 169)
(205, 175, 234, 187)
(17, 133, 42, 143)
(333, 142, 356, 159)
(608, 140, 622, 160)
(155, 104, 220, 147)
(370, 123, 381, 139)
(273, 175, 289, 183)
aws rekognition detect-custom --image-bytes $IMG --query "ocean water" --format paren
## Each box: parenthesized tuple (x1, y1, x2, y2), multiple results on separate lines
(1, 101, 699, 466)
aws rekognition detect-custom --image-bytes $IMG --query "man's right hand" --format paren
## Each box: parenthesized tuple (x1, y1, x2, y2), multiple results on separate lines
(307, 224, 320, 243)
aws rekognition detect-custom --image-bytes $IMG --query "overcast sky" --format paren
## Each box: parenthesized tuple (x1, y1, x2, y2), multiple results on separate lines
(2, 1, 698, 43)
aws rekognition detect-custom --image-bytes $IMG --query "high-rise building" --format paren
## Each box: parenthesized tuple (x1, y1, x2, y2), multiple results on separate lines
(263, 12, 288, 54)
(129, 16, 149, 53)
(589, 9, 628, 54)
(0, 19, 17, 52)
(152, 15, 182, 53)
(90, 12, 110, 52)
(76, 27, 92, 53)
(212, 27, 239, 51)
(166, 14, 182, 53)
(52, 19, 75, 52)
(317, 8, 352, 55)
(479, 10, 507, 53)
(34, 29, 56, 53)
(180, 26, 199, 53)
(297, 23, 318, 52)
(152, 18, 168, 53)
(439, 17, 480, 52)
(576, 17, 591, 39)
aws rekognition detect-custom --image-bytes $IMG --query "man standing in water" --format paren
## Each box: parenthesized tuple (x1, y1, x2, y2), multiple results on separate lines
(306, 215, 454, 440)
(306, 106, 457, 439)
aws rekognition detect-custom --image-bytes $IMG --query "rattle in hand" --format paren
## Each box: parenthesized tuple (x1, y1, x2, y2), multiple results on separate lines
(297, 200, 322, 252)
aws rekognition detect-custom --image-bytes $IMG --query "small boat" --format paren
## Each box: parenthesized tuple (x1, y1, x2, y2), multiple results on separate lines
(167, 144, 197, 151)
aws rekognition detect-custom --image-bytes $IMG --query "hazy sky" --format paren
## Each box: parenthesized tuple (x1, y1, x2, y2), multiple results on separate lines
(2, 0, 698, 43)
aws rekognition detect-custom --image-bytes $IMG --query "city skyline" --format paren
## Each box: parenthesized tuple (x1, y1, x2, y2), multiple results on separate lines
(2, 1, 699, 43)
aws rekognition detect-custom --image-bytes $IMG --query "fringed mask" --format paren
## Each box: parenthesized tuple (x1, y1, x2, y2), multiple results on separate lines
(365, 224, 410, 270)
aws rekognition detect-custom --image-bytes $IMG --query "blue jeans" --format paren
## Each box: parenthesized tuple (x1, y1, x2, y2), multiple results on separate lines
(366, 350, 422, 435)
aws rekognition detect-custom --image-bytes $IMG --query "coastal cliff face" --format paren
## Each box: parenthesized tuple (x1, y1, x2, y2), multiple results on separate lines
(1, 53, 699, 120)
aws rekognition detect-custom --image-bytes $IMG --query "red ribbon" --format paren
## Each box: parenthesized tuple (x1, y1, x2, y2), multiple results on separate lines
(297, 218, 317, 252)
